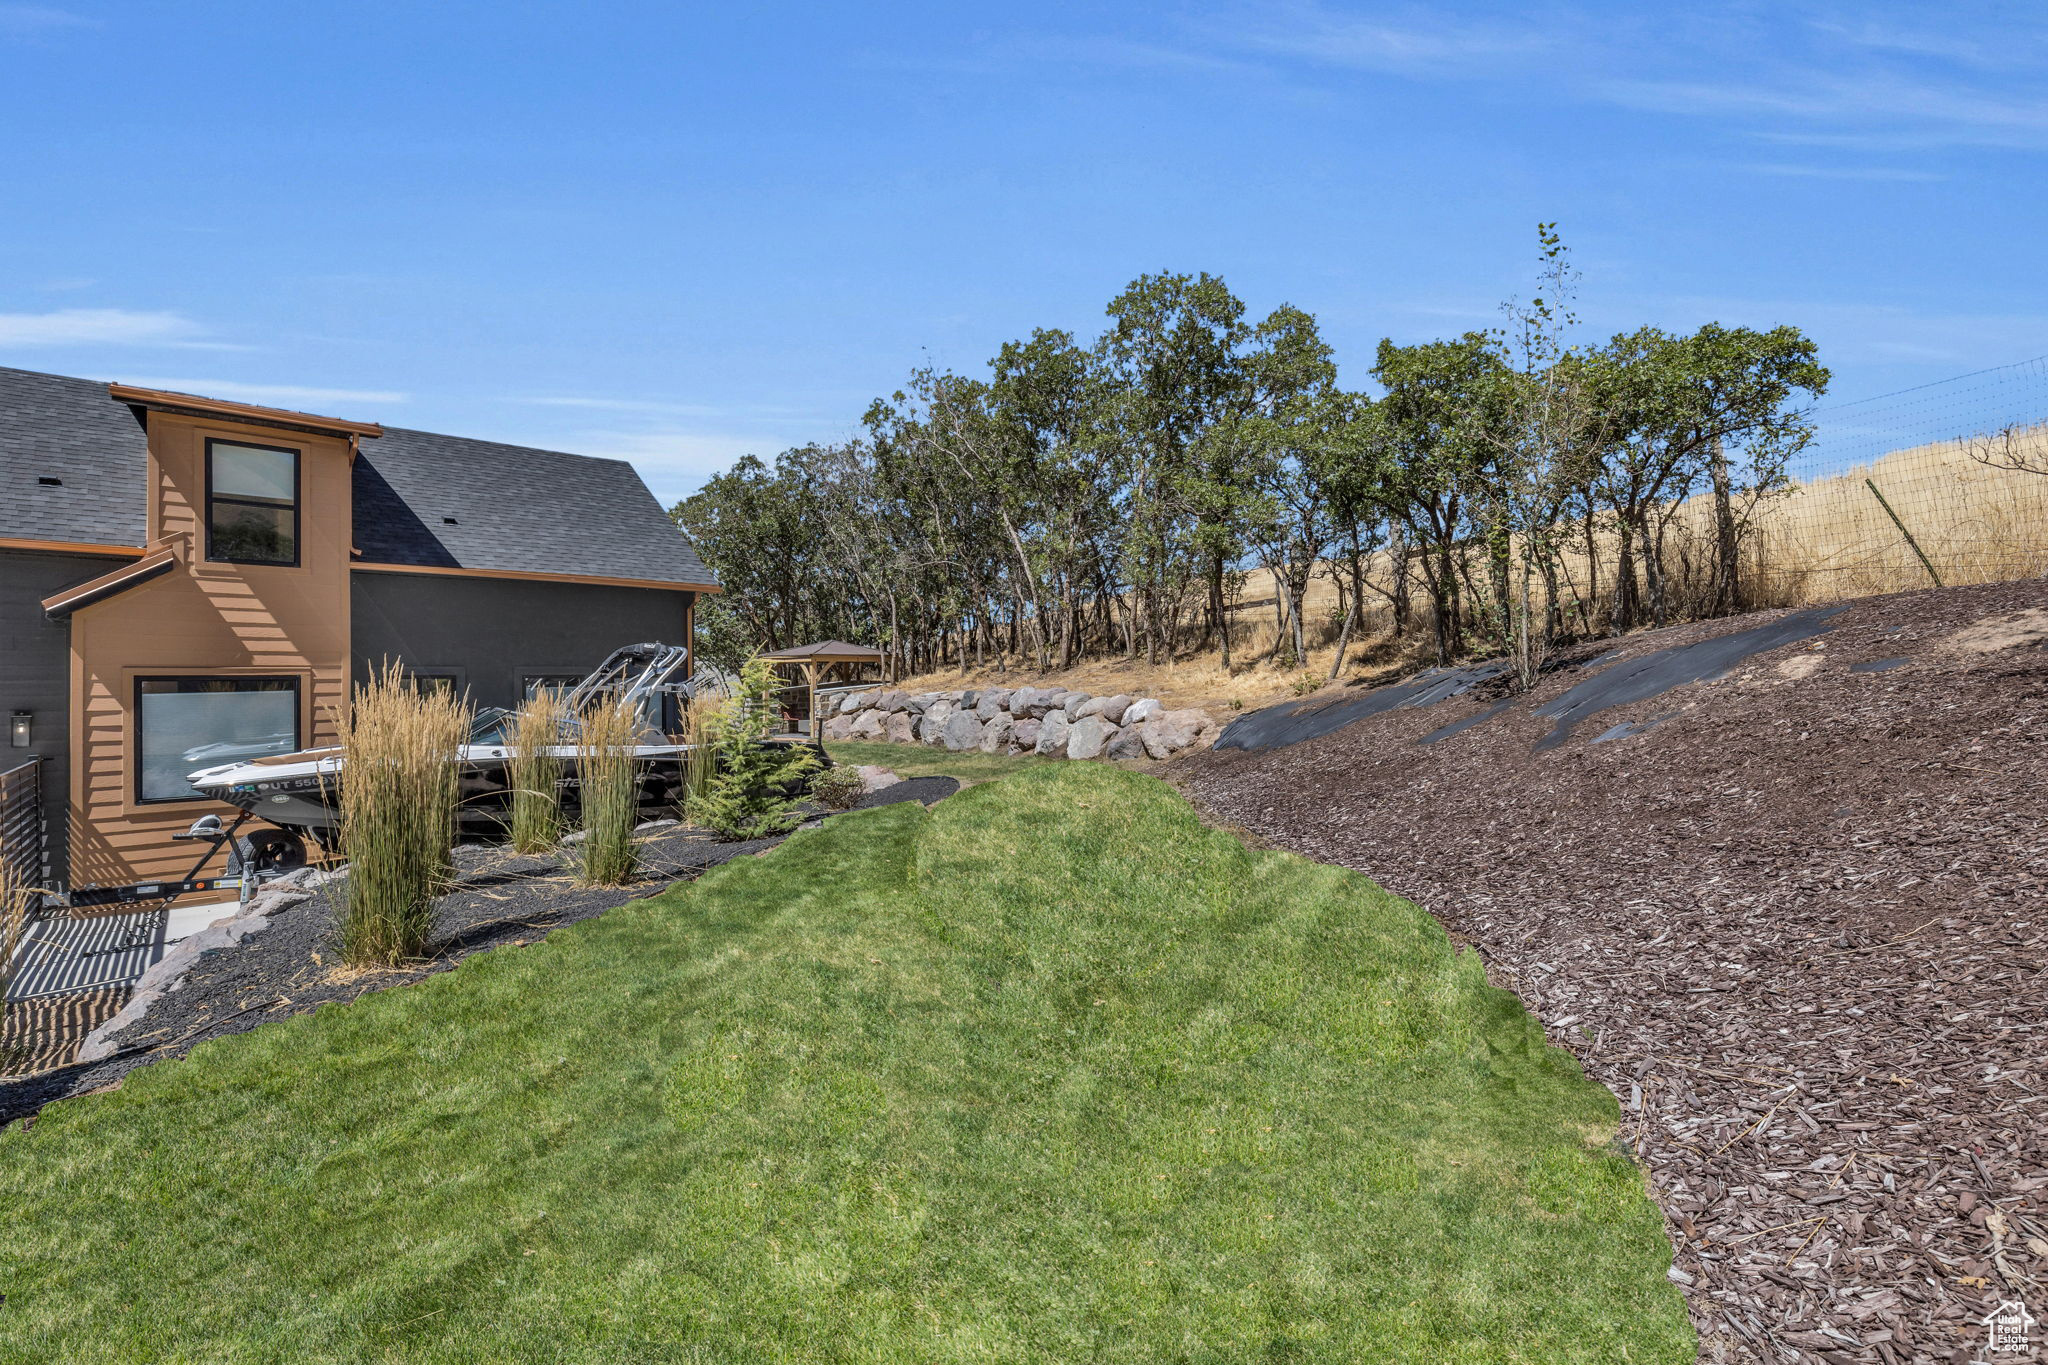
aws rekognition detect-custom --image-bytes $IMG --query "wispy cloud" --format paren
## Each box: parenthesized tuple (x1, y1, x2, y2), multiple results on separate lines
(1207, 1, 1557, 76)
(1011, 34, 1266, 77)
(1732, 161, 1944, 182)
(517, 394, 826, 424)
(1651, 295, 2048, 370)
(0, 4, 93, 37)
(0, 308, 217, 348)
(113, 377, 407, 407)
(1191, 3, 2048, 151)
(1600, 71, 2048, 148)
(566, 429, 785, 506)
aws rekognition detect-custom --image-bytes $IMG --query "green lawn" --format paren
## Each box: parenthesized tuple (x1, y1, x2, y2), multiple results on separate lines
(0, 765, 1691, 1363)
(826, 737, 1052, 784)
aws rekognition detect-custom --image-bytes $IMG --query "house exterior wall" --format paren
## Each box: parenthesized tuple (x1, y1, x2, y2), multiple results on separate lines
(65, 412, 354, 892)
(350, 570, 693, 710)
(0, 548, 116, 887)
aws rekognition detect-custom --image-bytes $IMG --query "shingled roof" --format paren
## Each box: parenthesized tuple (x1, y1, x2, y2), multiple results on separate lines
(351, 427, 714, 586)
(0, 367, 150, 547)
(0, 365, 717, 589)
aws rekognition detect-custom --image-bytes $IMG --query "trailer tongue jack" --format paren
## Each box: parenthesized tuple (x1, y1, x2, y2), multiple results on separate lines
(65, 811, 284, 911)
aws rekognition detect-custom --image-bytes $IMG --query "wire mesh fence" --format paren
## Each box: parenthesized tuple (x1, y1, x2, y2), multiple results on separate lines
(1758, 354, 2048, 601)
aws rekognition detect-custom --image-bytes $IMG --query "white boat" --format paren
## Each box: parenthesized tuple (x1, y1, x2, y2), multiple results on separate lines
(182, 645, 797, 874)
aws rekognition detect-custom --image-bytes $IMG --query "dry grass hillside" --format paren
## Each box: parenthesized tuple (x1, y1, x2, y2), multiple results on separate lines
(897, 433, 2048, 715)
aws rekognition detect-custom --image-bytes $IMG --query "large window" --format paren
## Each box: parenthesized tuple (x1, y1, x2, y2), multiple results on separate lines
(206, 440, 300, 565)
(136, 677, 301, 803)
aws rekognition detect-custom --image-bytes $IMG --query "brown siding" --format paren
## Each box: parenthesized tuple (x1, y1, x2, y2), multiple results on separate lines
(66, 413, 352, 891)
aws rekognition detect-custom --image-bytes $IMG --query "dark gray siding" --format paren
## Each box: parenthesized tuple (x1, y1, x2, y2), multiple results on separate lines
(1, 549, 110, 887)
(351, 571, 693, 711)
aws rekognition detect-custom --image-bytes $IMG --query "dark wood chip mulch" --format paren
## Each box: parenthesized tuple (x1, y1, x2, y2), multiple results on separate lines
(1181, 581, 2048, 1365)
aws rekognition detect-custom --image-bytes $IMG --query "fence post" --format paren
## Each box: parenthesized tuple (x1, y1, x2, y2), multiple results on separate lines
(1864, 479, 1945, 587)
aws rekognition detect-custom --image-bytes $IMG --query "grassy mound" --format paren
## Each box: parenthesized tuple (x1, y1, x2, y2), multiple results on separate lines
(0, 765, 1691, 1362)
(825, 737, 1050, 783)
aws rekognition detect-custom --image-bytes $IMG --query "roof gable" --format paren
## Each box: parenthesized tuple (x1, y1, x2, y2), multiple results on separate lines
(0, 366, 149, 548)
(351, 427, 716, 587)
(0, 366, 717, 589)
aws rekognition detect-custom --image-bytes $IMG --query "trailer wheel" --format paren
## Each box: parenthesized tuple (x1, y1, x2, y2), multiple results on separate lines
(236, 828, 308, 876)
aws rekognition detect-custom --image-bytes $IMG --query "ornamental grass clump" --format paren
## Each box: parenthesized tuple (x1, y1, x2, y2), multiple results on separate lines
(338, 664, 471, 967)
(687, 655, 821, 840)
(506, 692, 567, 854)
(574, 697, 642, 887)
(677, 696, 719, 814)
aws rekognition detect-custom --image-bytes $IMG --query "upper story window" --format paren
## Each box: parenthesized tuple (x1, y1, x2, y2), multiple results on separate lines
(206, 439, 300, 565)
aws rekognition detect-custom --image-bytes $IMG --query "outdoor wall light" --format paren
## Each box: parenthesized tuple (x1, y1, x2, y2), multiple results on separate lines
(9, 711, 30, 748)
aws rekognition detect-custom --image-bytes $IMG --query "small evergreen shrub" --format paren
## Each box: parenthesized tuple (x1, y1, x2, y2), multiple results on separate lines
(687, 656, 822, 840)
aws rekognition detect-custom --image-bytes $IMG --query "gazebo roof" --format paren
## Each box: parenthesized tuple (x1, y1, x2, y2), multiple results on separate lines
(759, 639, 886, 662)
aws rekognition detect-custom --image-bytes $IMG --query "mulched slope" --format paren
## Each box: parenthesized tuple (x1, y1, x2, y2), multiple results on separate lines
(1181, 581, 2048, 1365)
(0, 778, 957, 1125)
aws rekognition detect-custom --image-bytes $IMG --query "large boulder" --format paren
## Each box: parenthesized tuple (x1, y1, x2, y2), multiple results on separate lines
(907, 693, 937, 714)
(1010, 717, 1041, 751)
(1066, 716, 1113, 760)
(1138, 708, 1210, 759)
(1015, 687, 1055, 718)
(916, 712, 947, 744)
(821, 714, 856, 741)
(1074, 693, 1132, 725)
(1123, 697, 1162, 725)
(960, 689, 980, 708)
(852, 711, 887, 741)
(941, 710, 985, 752)
(883, 712, 917, 744)
(856, 765, 902, 793)
(879, 691, 911, 714)
(1106, 725, 1148, 760)
(974, 688, 1011, 721)
(1034, 713, 1070, 755)
(1059, 692, 1090, 721)
(838, 691, 867, 715)
(977, 714, 1013, 754)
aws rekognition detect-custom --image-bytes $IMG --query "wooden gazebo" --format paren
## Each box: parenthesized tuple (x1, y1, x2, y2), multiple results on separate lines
(759, 640, 889, 740)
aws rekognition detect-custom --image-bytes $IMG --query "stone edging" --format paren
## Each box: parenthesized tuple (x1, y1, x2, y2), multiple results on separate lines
(823, 686, 1216, 760)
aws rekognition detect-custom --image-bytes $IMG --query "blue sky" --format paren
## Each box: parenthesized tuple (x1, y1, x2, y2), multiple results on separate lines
(2, 1, 2043, 504)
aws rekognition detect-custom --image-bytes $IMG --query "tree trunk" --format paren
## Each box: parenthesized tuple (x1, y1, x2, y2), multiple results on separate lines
(1326, 563, 1359, 681)
(1389, 527, 1412, 637)
(1710, 435, 1740, 616)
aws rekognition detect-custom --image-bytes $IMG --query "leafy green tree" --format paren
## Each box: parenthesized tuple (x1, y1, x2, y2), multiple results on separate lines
(1098, 271, 1250, 663)
(1371, 333, 1505, 663)
(1593, 324, 1828, 627)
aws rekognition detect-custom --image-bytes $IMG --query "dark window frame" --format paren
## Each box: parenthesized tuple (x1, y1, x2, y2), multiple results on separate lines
(204, 438, 302, 567)
(134, 674, 302, 805)
(404, 668, 467, 699)
(521, 672, 586, 699)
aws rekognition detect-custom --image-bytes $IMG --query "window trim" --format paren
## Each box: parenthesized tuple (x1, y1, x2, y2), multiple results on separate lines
(204, 437, 302, 567)
(133, 674, 303, 805)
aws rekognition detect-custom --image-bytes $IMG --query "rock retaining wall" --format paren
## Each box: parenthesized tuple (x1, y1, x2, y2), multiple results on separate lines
(822, 686, 1217, 761)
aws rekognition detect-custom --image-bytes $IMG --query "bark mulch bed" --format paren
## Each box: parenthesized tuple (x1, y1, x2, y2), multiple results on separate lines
(1180, 581, 2048, 1365)
(0, 777, 957, 1127)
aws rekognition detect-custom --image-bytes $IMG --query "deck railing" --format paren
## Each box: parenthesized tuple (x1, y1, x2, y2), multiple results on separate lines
(0, 756, 45, 915)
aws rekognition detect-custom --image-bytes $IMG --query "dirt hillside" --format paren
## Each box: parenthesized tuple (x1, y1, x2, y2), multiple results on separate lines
(1180, 580, 2048, 1365)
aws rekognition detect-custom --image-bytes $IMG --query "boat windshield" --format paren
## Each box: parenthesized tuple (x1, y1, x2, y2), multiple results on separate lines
(468, 707, 515, 744)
